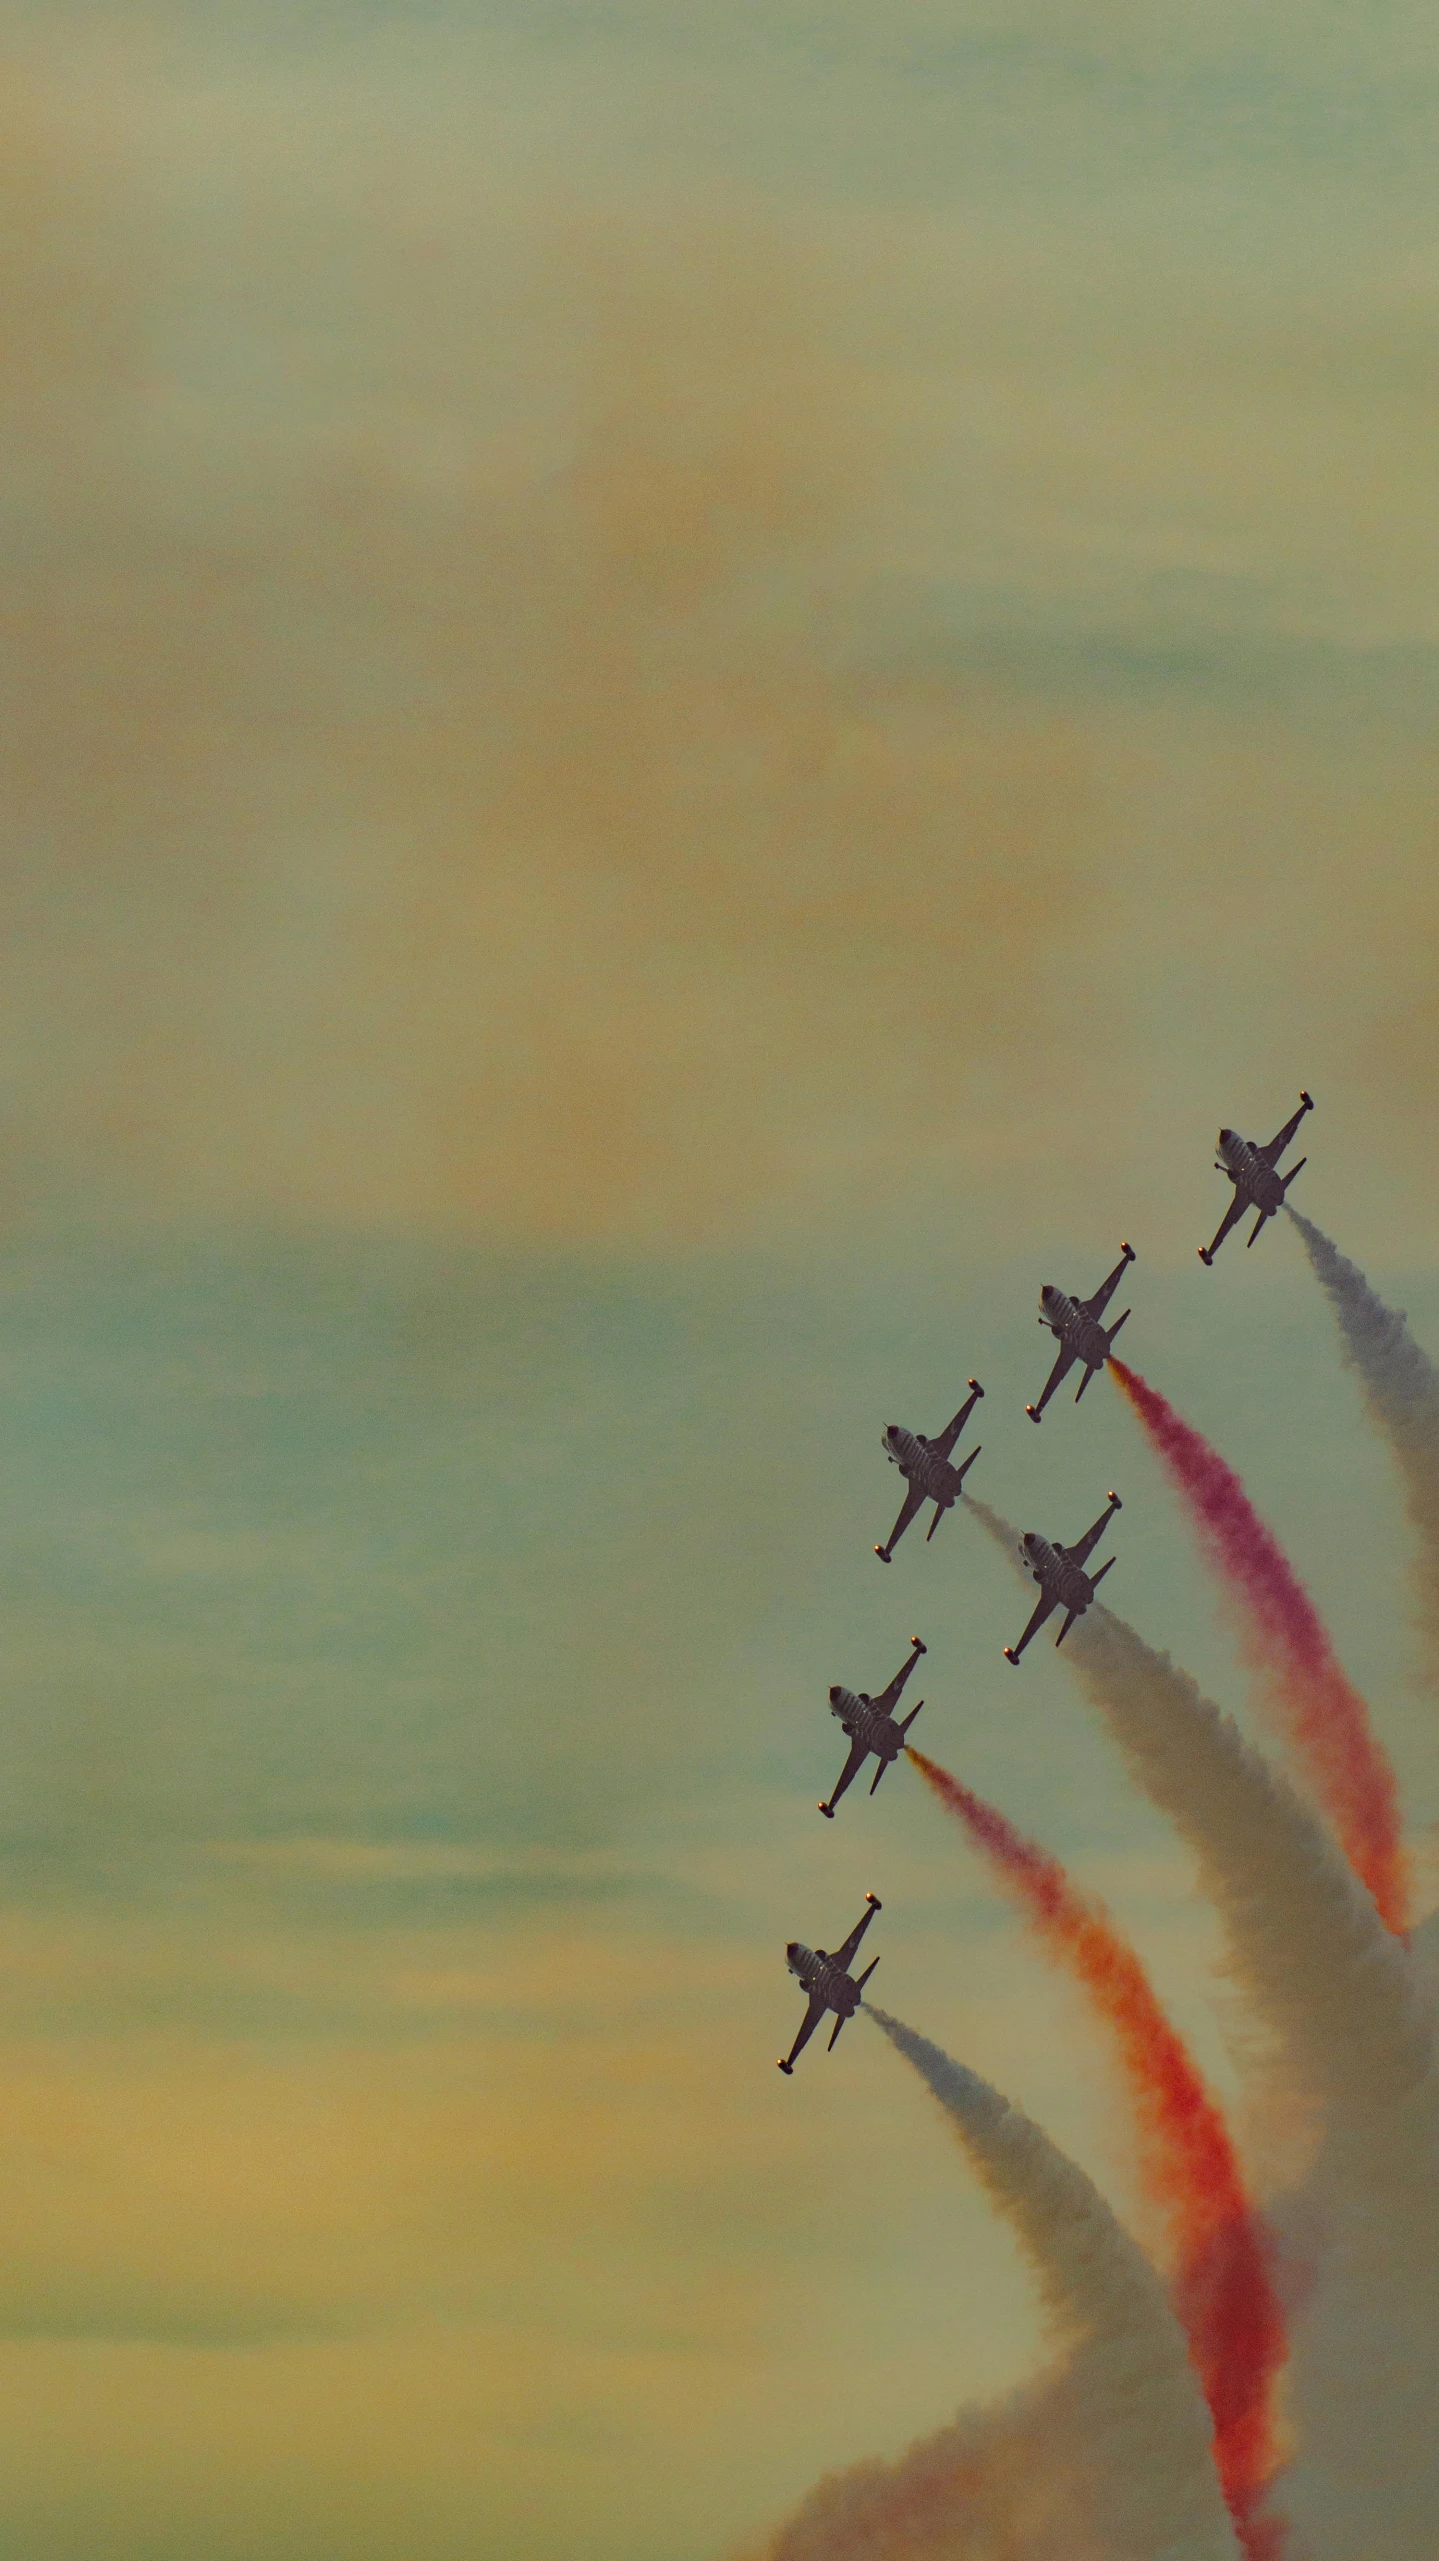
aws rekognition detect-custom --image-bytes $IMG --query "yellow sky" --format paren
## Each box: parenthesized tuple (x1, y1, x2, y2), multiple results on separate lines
(3, 6, 1439, 2556)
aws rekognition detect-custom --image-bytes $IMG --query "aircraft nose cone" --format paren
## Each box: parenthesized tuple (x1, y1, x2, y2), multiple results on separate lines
(785, 1942, 799, 1965)
(1219, 1127, 1235, 1145)
(828, 1686, 842, 1704)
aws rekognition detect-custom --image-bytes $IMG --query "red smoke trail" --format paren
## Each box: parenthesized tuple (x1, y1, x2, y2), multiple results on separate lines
(909, 1746, 1287, 2560)
(1110, 1359, 1409, 1936)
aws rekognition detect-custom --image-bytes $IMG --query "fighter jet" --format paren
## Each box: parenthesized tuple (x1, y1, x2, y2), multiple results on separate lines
(1025, 1243, 1136, 1422)
(875, 1379, 984, 1562)
(1199, 1090, 1314, 1265)
(819, 1637, 926, 1818)
(1003, 1492, 1122, 1663)
(778, 1892, 883, 2073)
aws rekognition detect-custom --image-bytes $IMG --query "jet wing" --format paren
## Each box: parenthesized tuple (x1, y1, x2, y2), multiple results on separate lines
(1081, 1244, 1135, 1320)
(833, 1897, 881, 1973)
(779, 1990, 829, 2074)
(1199, 1194, 1248, 1265)
(1259, 1092, 1313, 1166)
(931, 1379, 984, 1461)
(874, 1640, 925, 1715)
(876, 1481, 926, 1562)
(1005, 1587, 1058, 1662)
(820, 1736, 871, 1817)
(1026, 1340, 1075, 1422)
(1069, 1497, 1120, 1565)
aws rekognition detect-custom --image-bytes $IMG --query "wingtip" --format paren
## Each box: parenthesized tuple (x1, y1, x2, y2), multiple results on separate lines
(1121, 1239, 1135, 1259)
(1108, 1490, 1122, 1508)
(818, 1803, 834, 1819)
(912, 1635, 927, 1653)
(1197, 1248, 1212, 1266)
(1003, 1647, 1020, 1665)
(1301, 1088, 1313, 1106)
(968, 1376, 984, 1396)
(874, 1546, 890, 1562)
(865, 1891, 882, 1909)
(777, 2059, 793, 2074)
(1024, 1404, 1041, 1422)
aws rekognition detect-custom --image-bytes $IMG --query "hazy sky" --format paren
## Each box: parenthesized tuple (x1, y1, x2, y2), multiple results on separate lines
(2, 3, 1439, 2554)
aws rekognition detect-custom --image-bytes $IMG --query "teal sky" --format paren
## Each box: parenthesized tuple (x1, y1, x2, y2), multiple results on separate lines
(3, 1, 1439, 2553)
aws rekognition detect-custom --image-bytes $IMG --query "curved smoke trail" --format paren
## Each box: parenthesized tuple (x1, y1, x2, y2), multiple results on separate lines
(864, 2009, 1242, 2561)
(1288, 1209, 1439, 1688)
(1108, 1357, 1408, 1934)
(906, 1747, 1286, 2559)
(964, 1496, 1439, 2557)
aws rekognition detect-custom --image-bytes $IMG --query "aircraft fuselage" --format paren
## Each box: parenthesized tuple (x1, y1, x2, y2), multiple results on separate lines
(785, 1941, 863, 2020)
(882, 1425, 965, 1505)
(1038, 1286, 1111, 1373)
(1217, 1130, 1287, 1213)
(828, 1685, 904, 1764)
(1022, 1532, 1099, 1616)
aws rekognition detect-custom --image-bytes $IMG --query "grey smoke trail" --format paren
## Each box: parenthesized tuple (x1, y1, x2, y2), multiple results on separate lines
(1060, 1612, 1439, 2561)
(967, 1483, 1438, 2561)
(862, 2009, 1241, 2561)
(1289, 1208, 1439, 1685)
(745, 2364, 1177, 2561)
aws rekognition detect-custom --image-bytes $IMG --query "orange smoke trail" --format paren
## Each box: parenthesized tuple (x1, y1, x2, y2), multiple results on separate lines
(1109, 1359, 1409, 1936)
(908, 1746, 1286, 2560)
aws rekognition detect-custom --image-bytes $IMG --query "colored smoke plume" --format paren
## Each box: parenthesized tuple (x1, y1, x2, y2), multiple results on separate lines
(862, 2010, 1243, 2561)
(1108, 1358, 1408, 1935)
(1065, 1610, 1439, 2561)
(1289, 1211, 1439, 1689)
(907, 1747, 1286, 2558)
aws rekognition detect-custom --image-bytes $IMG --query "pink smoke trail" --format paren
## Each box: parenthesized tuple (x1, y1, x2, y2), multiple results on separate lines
(1110, 1359, 1408, 1937)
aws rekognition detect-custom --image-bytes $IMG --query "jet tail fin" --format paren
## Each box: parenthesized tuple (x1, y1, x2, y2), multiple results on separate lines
(1055, 1606, 1080, 1648)
(1074, 1364, 1095, 1403)
(854, 1956, 880, 1994)
(827, 2011, 847, 2051)
(1282, 1155, 1307, 1193)
(1090, 1556, 1115, 1590)
(1105, 1307, 1131, 1349)
(1248, 1210, 1270, 1247)
(869, 1758, 889, 1795)
(925, 1503, 945, 1541)
(899, 1698, 924, 1735)
(953, 1443, 981, 1485)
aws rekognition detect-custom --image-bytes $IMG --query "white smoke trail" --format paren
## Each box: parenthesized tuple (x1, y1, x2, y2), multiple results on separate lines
(966, 1488, 1439, 2561)
(856, 2009, 1241, 2561)
(1288, 1208, 1439, 1686)
(738, 2361, 1119, 2561)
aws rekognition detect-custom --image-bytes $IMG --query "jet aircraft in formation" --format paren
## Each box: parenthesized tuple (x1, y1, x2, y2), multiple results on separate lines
(1199, 1089, 1313, 1264)
(1025, 1242, 1135, 1423)
(1003, 1492, 1122, 1663)
(778, 1893, 883, 2073)
(818, 1637, 926, 1818)
(874, 1380, 984, 1562)
(776, 1086, 1314, 2068)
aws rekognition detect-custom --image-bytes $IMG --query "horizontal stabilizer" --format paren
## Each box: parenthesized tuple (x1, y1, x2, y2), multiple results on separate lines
(869, 1758, 889, 1795)
(1055, 1606, 1080, 1648)
(1106, 1307, 1130, 1347)
(925, 1503, 946, 1541)
(855, 1956, 880, 1992)
(899, 1698, 924, 1734)
(955, 1444, 981, 1482)
(1248, 1210, 1269, 1247)
(1074, 1363, 1095, 1403)
(1090, 1556, 1115, 1589)
(1282, 1155, 1307, 1192)
(827, 2011, 847, 2052)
